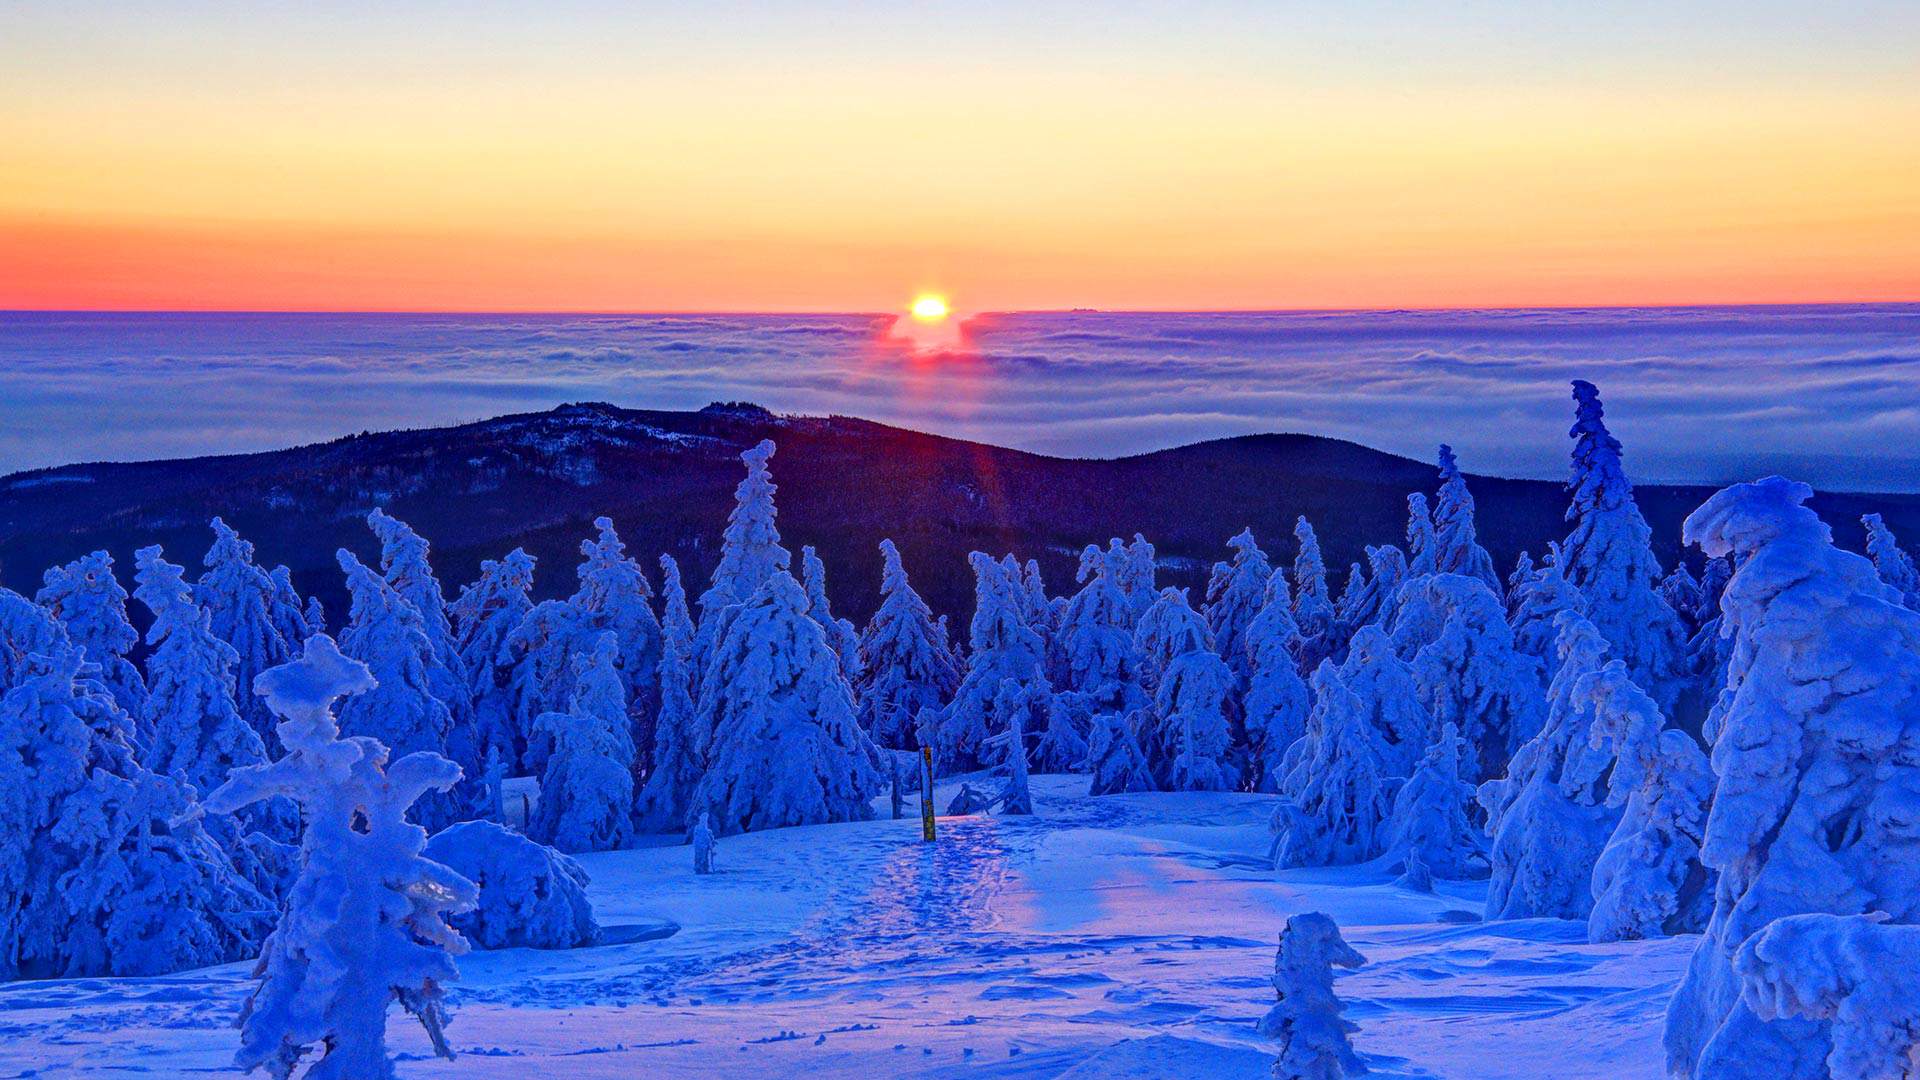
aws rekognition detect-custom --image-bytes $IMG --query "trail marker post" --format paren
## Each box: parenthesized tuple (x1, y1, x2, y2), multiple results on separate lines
(920, 745, 937, 843)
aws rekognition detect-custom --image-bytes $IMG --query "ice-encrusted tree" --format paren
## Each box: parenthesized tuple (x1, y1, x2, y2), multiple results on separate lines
(696, 439, 791, 655)
(271, 566, 317, 646)
(1135, 585, 1208, 695)
(1561, 380, 1689, 711)
(1205, 528, 1273, 685)
(635, 555, 705, 833)
(1118, 533, 1159, 619)
(204, 634, 476, 1080)
(1661, 564, 1706, 630)
(1507, 549, 1587, 677)
(801, 544, 860, 681)
(691, 811, 716, 874)
(1405, 574, 1542, 783)
(527, 634, 635, 854)
(987, 684, 1035, 814)
(36, 550, 146, 720)
(0, 589, 70, 691)
(1862, 512, 1919, 607)
(1274, 663, 1395, 868)
(423, 821, 600, 950)
(1335, 545, 1406, 642)
(1086, 711, 1153, 796)
(570, 517, 662, 764)
(1505, 550, 1535, 614)
(1585, 660, 1714, 943)
(334, 550, 460, 832)
(301, 593, 326, 638)
(1243, 570, 1309, 793)
(692, 571, 880, 834)
(937, 553, 1058, 772)
(451, 548, 536, 768)
(1481, 610, 1617, 921)
(855, 539, 960, 750)
(497, 599, 596, 772)
(1433, 444, 1500, 590)
(1292, 517, 1337, 664)
(195, 519, 293, 747)
(1155, 634, 1239, 792)
(1733, 914, 1920, 1080)
(1053, 541, 1149, 723)
(1406, 492, 1438, 576)
(1386, 722, 1482, 880)
(1665, 477, 1920, 1080)
(1258, 911, 1368, 1080)
(367, 509, 478, 775)
(1337, 625, 1432, 778)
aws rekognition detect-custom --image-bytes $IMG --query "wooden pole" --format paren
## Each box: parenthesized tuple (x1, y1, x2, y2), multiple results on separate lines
(920, 745, 937, 843)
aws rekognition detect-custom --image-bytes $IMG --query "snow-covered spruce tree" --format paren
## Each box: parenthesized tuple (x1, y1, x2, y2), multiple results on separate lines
(570, 517, 662, 766)
(1666, 477, 1920, 1080)
(451, 548, 536, 769)
(367, 509, 479, 776)
(1292, 516, 1337, 665)
(1135, 585, 1207, 696)
(1157, 634, 1239, 792)
(1507, 548, 1588, 677)
(1585, 659, 1713, 943)
(1053, 541, 1149, 724)
(1505, 550, 1535, 615)
(1242, 569, 1309, 793)
(1406, 574, 1543, 783)
(196, 519, 294, 749)
(1335, 625, 1431, 778)
(1205, 528, 1273, 686)
(1332, 544, 1407, 645)
(1482, 609, 1617, 921)
(497, 599, 596, 773)
(1258, 911, 1368, 1080)
(1661, 564, 1706, 631)
(423, 821, 599, 949)
(691, 571, 881, 834)
(1406, 492, 1438, 576)
(1118, 533, 1159, 619)
(528, 634, 635, 854)
(1561, 380, 1689, 712)
(300, 592, 325, 638)
(1387, 721, 1483, 880)
(988, 683, 1035, 814)
(0, 642, 269, 980)
(1862, 512, 1919, 608)
(855, 539, 960, 751)
(1274, 663, 1395, 868)
(636, 555, 705, 833)
(270, 565, 317, 646)
(801, 544, 860, 682)
(696, 439, 791, 658)
(36, 550, 146, 720)
(1733, 914, 1920, 1080)
(1433, 444, 1500, 591)
(0, 588, 71, 690)
(204, 633, 476, 1080)
(1086, 710, 1153, 795)
(334, 550, 461, 832)
(937, 553, 1056, 772)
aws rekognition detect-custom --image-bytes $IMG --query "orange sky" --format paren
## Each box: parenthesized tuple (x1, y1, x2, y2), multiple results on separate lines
(4, 5, 1917, 312)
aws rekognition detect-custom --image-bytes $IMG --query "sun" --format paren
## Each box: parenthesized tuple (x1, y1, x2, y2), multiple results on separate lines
(911, 295, 949, 319)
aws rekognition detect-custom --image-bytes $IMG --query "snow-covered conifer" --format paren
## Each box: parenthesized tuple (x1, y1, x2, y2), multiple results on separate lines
(1665, 477, 1920, 1080)
(1086, 711, 1153, 795)
(1507, 549, 1588, 675)
(0, 588, 70, 691)
(696, 439, 790, 651)
(1156, 640, 1238, 792)
(1861, 512, 1919, 607)
(801, 544, 860, 681)
(1243, 569, 1309, 793)
(1584, 660, 1713, 943)
(1336, 625, 1431, 777)
(423, 821, 600, 950)
(204, 634, 476, 1080)
(855, 539, 960, 750)
(497, 599, 595, 772)
(367, 509, 478, 775)
(36, 550, 146, 719)
(1433, 444, 1500, 590)
(937, 553, 1056, 772)
(1275, 663, 1394, 867)
(1135, 585, 1210, 695)
(1733, 914, 1920, 1080)
(692, 571, 880, 834)
(1292, 517, 1336, 662)
(692, 811, 716, 873)
(527, 634, 635, 854)
(1661, 564, 1706, 630)
(1560, 380, 1689, 711)
(988, 684, 1035, 814)
(1118, 533, 1159, 618)
(1406, 574, 1542, 782)
(1205, 528, 1272, 685)
(452, 548, 536, 767)
(1053, 541, 1148, 721)
(636, 555, 705, 833)
(1258, 911, 1368, 1080)
(570, 517, 662, 764)
(268, 565, 315, 646)
(195, 519, 293, 746)
(1386, 722, 1482, 880)
(1505, 551, 1535, 614)
(1406, 492, 1438, 576)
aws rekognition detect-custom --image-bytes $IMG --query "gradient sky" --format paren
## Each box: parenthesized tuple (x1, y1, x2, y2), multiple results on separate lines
(3, 2, 1917, 312)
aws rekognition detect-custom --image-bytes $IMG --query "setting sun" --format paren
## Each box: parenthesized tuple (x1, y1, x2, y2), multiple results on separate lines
(912, 296, 949, 319)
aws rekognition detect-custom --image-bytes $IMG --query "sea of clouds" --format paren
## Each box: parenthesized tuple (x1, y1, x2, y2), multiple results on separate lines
(2, 305, 1915, 490)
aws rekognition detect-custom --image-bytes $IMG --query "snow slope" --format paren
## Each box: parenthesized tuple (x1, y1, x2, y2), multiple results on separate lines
(0, 776, 1691, 1079)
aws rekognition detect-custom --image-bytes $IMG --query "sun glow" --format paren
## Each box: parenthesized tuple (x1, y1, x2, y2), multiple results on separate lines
(912, 295, 949, 319)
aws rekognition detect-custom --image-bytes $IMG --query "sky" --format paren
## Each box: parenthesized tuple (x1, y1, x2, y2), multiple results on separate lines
(2, 1, 1917, 312)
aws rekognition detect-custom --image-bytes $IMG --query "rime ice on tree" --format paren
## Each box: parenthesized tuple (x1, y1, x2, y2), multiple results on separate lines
(1275, 663, 1394, 868)
(856, 539, 961, 751)
(1258, 911, 1368, 1080)
(696, 439, 791, 657)
(1205, 528, 1273, 686)
(1433, 444, 1500, 591)
(570, 517, 663, 770)
(1387, 722, 1483, 881)
(1404, 574, 1542, 783)
(36, 550, 147, 722)
(451, 548, 537, 771)
(636, 555, 707, 833)
(423, 821, 599, 950)
(195, 520, 296, 748)
(366, 510, 479, 777)
(802, 544, 860, 682)
(1292, 517, 1337, 667)
(1733, 914, 1920, 1080)
(938, 553, 1060, 772)
(204, 634, 476, 1080)
(1054, 541, 1149, 725)
(1086, 710, 1153, 796)
(528, 633, 635, 854)
(1243, 568, 1309, 793)
(1336, 625, 1430, 779)
(1862, 512, 1919, 608)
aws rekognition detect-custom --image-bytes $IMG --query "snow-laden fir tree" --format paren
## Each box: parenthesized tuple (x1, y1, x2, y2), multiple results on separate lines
(527, 634, 635, 854)
(1584, 659, 1713, 943)
(497, 599, 596, 773)
(1258, 911, 1368, 1080)
(1274, 663, 1395, 868)
(801, 544, 860, 682)
(367, 509, 478, 776)
(1506, 548, 1587, 677)
(1336, 625, 1431, 778)
(1386, 721, 1482, 881)
(1560, 380, 1689, 712)
(1292, 517, 1337, 665)
(1405, 574, 1543, 783)
(570, 517, 662, 765)
(1242, 569, 1309, 793)
(451, 548, 536, 768)
(1481, 609, 1617, 921)
(692, 571, 881, 834)
(270, 565, 316, 646)
(300, 592, 325, 638)
(1433, 444, 1500, 591)
(0, 588, 69, 691)
(334, 550, 461, 832)
(1086, 710, 1153, 796)
(1205, 528, 1273, 686)
(1155, 629, 1239, 792)
(1661, 564, 1706, 631)
(696, 439, 791, 656)
(937, 553, 1058, 772)
(1505, 550, 1535, 615)
(204, 634, 476, 1080)
(855, 539, 960, 750)
(1053, 541, 1148, 725)
(636, 555, 705, 833)
(1135, 585, 1206, 696)
(1405, 492, 1438, 576)
(195, 519, 294, 749)
(423, 821, 599, 950)
(1666, 477, 1920, 1080)
(1118, 533, 1159, 619)
(1732, 913, 1920, 1080)
(36, 550, 146, 720)
(1861, 511, 1919, 608)
(988, 683, 1035, 814)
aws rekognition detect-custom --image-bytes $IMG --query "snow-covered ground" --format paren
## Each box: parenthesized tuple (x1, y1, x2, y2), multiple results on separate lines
(0, 775, 1692, 1079)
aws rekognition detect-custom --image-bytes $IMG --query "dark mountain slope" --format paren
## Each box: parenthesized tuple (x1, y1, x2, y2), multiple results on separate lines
(3, 401, 1915, 627)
